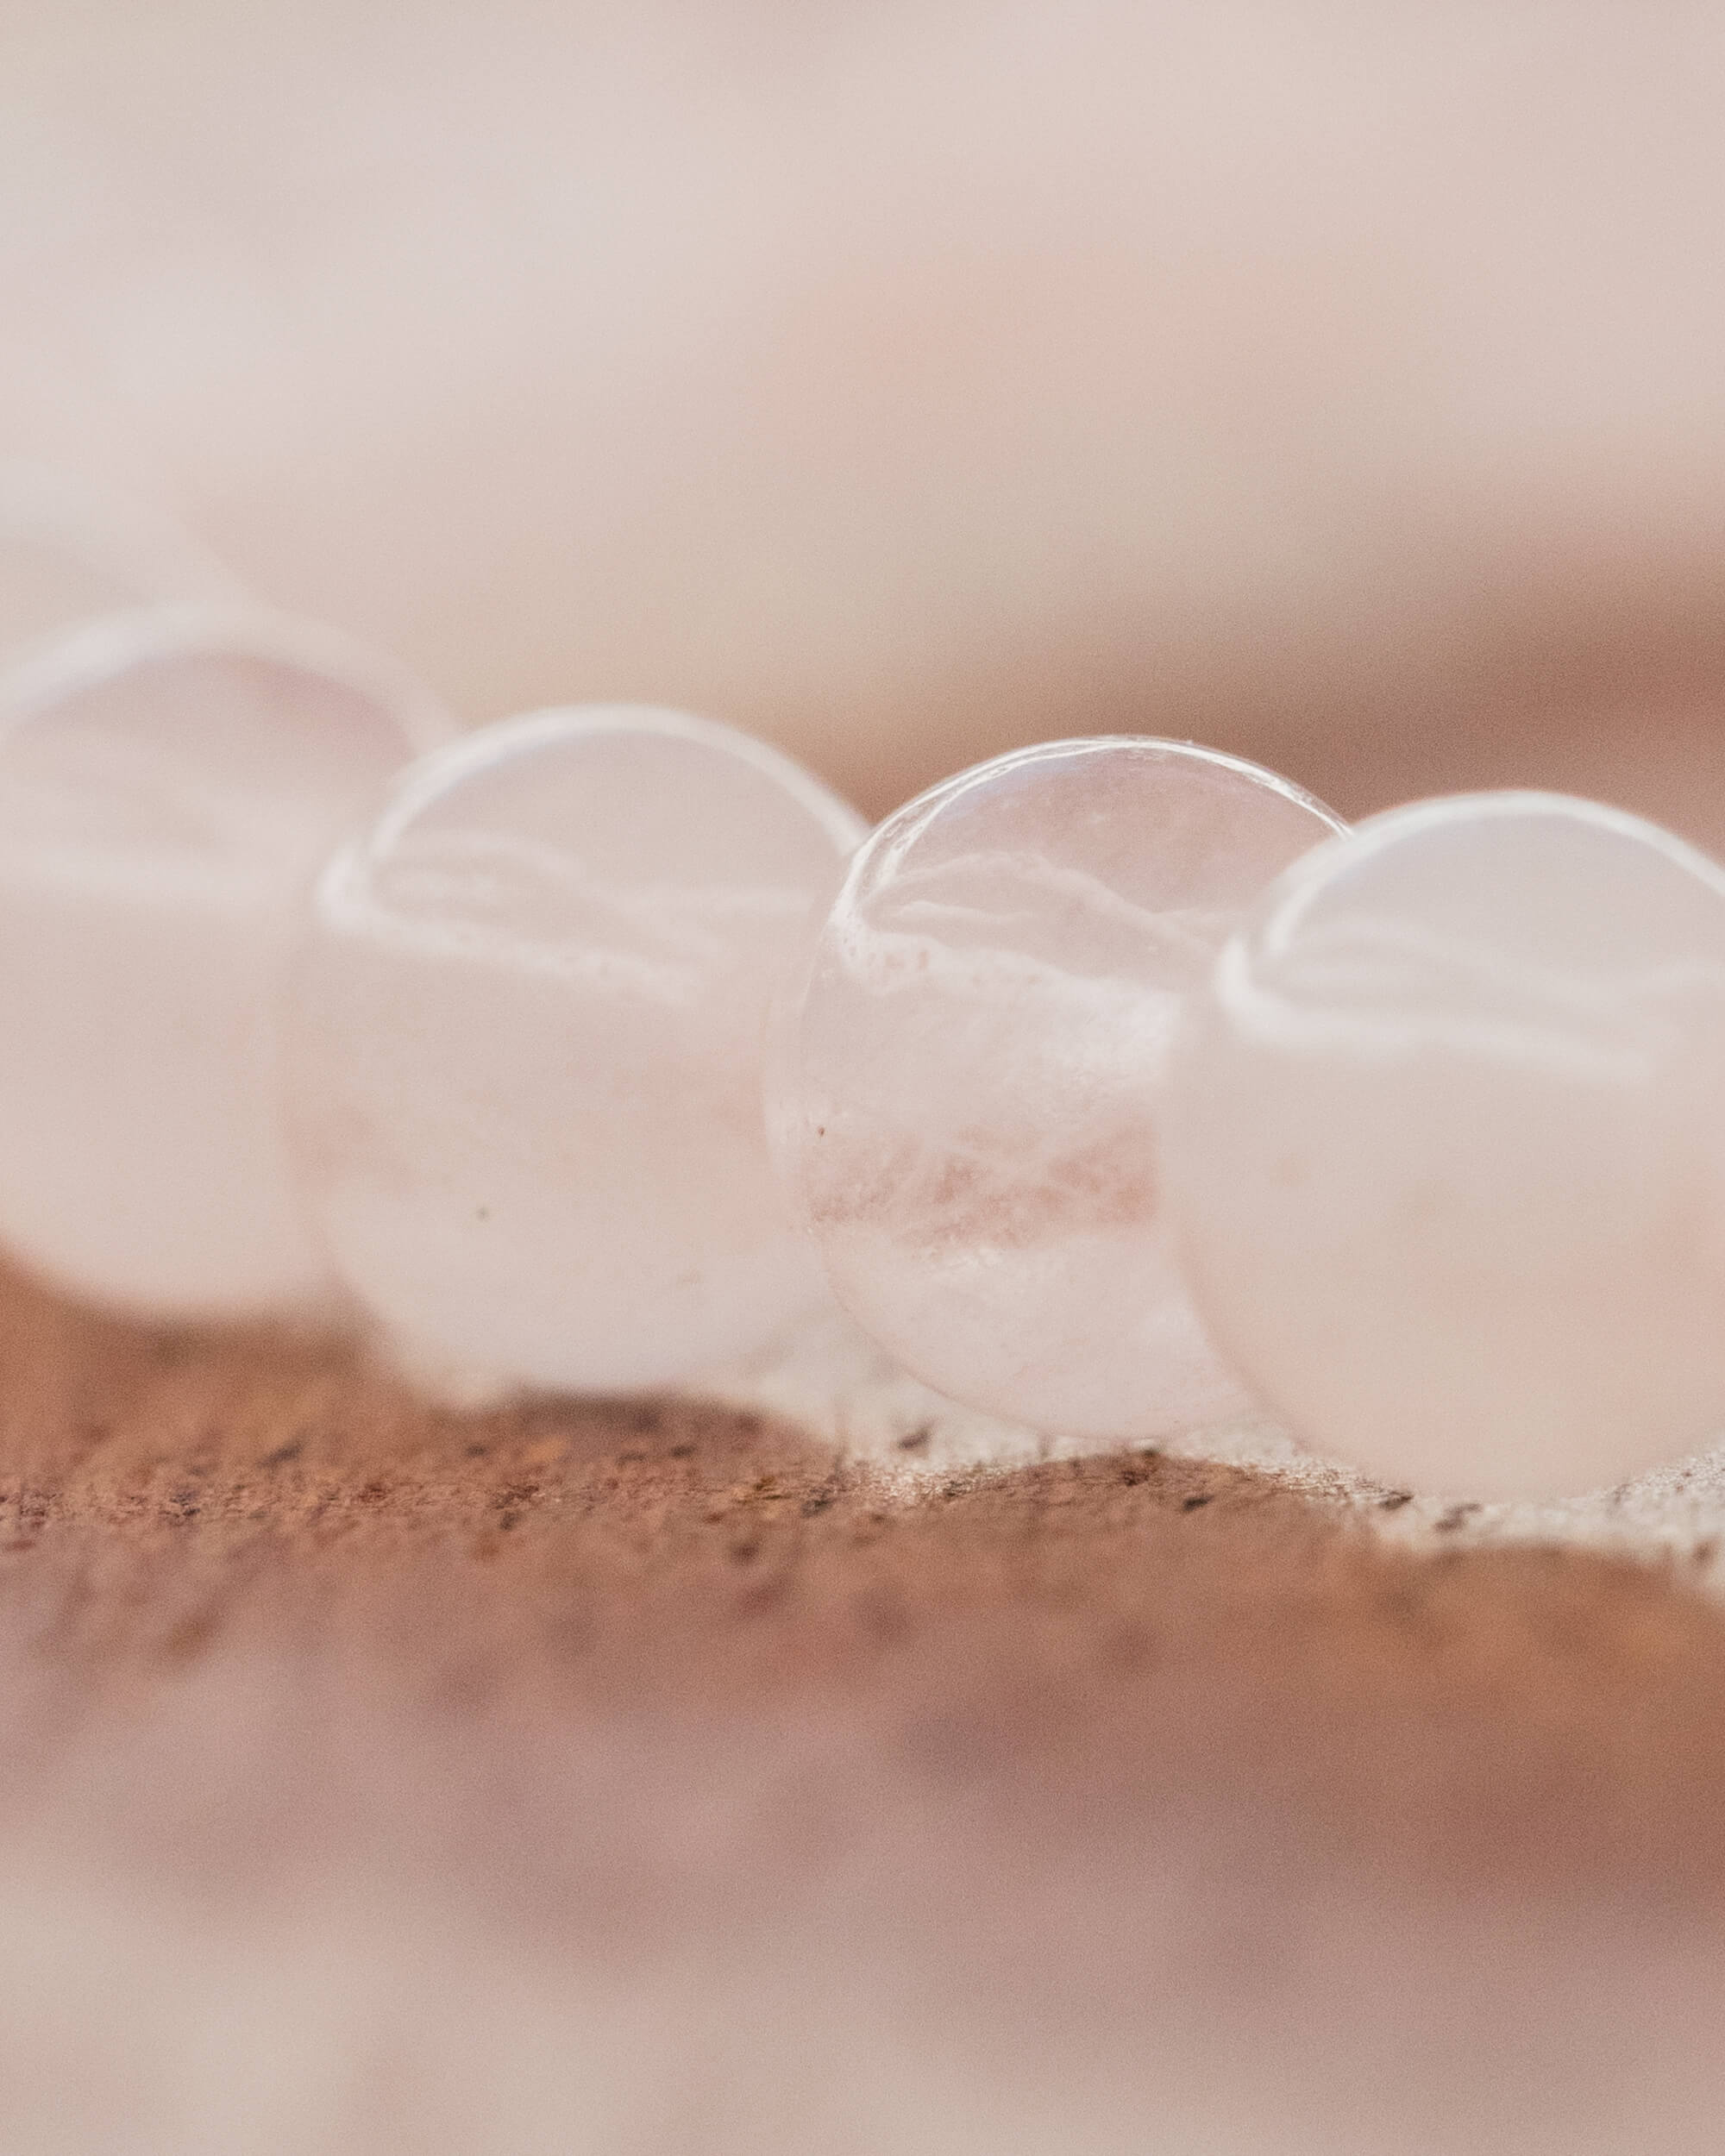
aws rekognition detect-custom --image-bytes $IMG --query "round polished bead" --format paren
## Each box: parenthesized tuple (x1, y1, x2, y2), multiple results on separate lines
(0, 607, 452, 1319)
(285, 705, 868, 1395)
(765, 737, 1346, 1438)
(1161, 793, 1725, 1499)
(0, 471, 237, 663)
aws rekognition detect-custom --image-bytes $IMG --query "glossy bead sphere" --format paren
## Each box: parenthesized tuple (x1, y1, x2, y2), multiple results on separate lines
(0, 471, 238, 663)
(766, 737, 1346, 1437)
(0, 608, 451, 1318)
(1161, 793, 1725, 1499)
(286, 706, 867, 1395)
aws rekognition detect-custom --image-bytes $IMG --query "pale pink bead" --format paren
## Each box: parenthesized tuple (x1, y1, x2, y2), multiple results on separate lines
(0, 607, 452, 1319)
(1161, 793, 1725, 1499)
(766, 737, 1346, 1438)
(285, 706, 867, 1395)
(0, 470, 238, 663)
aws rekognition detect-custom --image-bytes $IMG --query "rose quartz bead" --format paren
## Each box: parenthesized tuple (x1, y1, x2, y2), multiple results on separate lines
(1161, 793, 1725, 1499)
(765, 737, 1346, 1438)
(0, 607, 452, 1319)
(285, 706, 867, 1395)
(0, 471, 238, 663)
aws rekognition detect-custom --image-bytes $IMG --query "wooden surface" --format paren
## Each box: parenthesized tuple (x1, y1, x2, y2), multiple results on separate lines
(2, 1261, 1723, 2151)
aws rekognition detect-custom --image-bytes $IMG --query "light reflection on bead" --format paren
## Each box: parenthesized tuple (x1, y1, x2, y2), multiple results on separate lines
(1161, 793, 1725, 1499)
(765, 736, 1346, 1438)
(285, 705, 867, 1395)
(0, 606, 453, 1318)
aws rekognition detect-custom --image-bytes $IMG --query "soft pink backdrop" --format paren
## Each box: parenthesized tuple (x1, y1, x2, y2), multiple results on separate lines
(6, 0, 1724, 828)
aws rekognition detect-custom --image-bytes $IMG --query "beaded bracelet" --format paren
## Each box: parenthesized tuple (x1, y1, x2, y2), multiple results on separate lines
(4, 489, 1722, 1508)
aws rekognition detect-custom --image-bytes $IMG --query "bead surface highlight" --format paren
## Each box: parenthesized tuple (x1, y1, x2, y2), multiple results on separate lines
(766, 736, 1346, 1438)
(0, 607, 452, 1318)
(1161, 793, 1725, 1499)
(286, 705, 867, 1395)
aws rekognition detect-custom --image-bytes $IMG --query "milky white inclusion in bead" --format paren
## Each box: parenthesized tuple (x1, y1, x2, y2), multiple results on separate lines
(764, 737, 1346, 1438)
(285, 706, 868, 1395)
(0, 607, 452, 1319)
(1161, 793, 1725, 1500)
(0, 469, 238, 663)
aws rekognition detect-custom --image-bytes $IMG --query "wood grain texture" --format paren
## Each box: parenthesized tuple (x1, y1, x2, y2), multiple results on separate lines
(1, 1261, 1722, 2149)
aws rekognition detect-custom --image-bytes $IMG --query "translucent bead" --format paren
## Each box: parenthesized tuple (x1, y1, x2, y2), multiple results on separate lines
(0, 469, 238, 664)
(765, 737, 1346, 1438)
(285, 706, 868, 1395)
(1160, 793, 1725, 1499)
(0, 607, 452, 1319)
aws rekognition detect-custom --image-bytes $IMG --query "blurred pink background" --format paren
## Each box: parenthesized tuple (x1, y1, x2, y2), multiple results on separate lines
(6, 1, 1725, 833)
